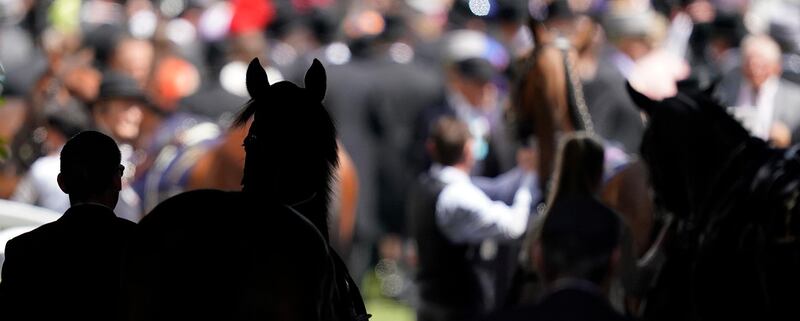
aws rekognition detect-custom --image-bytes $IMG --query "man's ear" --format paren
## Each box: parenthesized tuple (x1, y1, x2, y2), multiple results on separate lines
(112, 168, 123, 192)
(57, 173, 69, 194)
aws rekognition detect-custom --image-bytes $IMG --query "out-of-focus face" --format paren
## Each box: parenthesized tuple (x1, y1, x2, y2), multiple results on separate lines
(742, 45, 781, 90)
(111, 39, 154, 87)
(616, 36, 653, 61)
(456, 78, 498, 111)
(94, 98, 144, 142)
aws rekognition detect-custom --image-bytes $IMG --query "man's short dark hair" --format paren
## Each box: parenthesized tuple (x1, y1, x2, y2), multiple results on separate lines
(540, 200, 623, 285)
(429, 116, 472, 166)
(60, 131, 121, 199)
(453, 57, 495, 84)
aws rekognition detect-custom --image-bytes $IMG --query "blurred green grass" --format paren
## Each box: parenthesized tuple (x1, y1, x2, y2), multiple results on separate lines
(362, 271, 415, 321)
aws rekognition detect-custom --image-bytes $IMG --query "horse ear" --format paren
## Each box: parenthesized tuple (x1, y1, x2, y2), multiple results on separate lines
(246, 58, 269, 99)
(626, 81, 656, 114)
(304, 59, 327, 102)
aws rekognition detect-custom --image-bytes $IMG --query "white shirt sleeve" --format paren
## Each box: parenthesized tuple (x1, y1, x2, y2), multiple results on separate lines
(435, 174, 534, 243)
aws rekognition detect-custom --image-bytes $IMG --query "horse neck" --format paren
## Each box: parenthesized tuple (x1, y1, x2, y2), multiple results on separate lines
(292, 194, 331, 242)
(686, 130, 757, 215)
(242, 186, 331, 242)
(521, 46, 583, 192)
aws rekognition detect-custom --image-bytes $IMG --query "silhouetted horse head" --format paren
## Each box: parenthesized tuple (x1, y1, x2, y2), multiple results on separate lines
(627, 82, 751, 219)
(234, 58, 339, 232)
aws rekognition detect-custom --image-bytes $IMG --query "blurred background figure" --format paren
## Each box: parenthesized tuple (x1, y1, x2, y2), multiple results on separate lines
(493, 133, 629, 321)
(91, 71, 146, 221)
(92, 72, 145, 146)
(11, 101, 90, 213)
(408, 116, 537, 321)
(582, 2, 663, 153)
(108, 36, 155, 88)
(716, 34, 800, 148)
(413, 56, 515, 178)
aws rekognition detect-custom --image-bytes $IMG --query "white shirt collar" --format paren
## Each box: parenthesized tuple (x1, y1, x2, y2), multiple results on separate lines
(735, 76, 780, 139)
(431, 164, 471, 185)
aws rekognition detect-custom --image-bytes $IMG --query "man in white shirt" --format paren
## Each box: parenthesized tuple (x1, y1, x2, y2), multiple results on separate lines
(409, 116, 537, 321)
(434, 151, 535, 244)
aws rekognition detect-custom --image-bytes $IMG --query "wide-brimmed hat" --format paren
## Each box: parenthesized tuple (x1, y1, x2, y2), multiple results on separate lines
(95, 71, 150, 105)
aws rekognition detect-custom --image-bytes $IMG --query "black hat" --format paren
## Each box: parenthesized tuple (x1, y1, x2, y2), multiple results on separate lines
(545, 0, 576, 21)
(95, 71, 149, 104)
(532, 0, 575, 22)
(454, 57, 495, 83)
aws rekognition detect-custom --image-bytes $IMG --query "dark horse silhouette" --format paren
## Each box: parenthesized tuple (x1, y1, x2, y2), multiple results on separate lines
(122, 58, 368, 321)
(627, 83, 800, 320)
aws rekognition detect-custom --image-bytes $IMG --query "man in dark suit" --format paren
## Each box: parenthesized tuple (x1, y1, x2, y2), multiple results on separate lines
(715, 34, 800, 147)
(0, 131, 136, 321)
(582, 7, 659, 154)
(487, 195, 628, 321)
(412, 57, 516, 179)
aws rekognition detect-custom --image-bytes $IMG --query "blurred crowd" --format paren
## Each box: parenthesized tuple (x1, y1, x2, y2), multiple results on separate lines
(3, 0, 800, 319)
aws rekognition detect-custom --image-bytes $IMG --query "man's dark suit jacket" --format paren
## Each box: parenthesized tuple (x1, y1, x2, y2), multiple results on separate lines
(582, 57, 646, 154)
(487, 287, 630, 321)
(0, 203, 136, 321)
(411, 100, 517, 179)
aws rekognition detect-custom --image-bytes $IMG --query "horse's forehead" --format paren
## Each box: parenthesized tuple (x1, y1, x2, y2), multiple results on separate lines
(270, 81, 302, 92)
(654, 96, 696, 118)
(252, 82, 311, 104)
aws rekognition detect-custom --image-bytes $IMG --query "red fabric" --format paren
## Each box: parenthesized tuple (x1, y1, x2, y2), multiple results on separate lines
(229, 0, 276, 34)
(152, 57, 199, 111)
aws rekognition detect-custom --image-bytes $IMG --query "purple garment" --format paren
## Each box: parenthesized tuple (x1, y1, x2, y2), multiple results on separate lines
(603, 143, 631, 183)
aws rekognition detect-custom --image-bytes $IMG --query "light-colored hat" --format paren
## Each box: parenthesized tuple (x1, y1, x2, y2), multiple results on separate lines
(602, 6, 658, 41)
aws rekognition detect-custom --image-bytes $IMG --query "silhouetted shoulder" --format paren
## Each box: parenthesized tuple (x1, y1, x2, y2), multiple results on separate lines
(6, 203, 134, 247)
(4, 220, 57, 247)
(0, 203, 137, 321)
